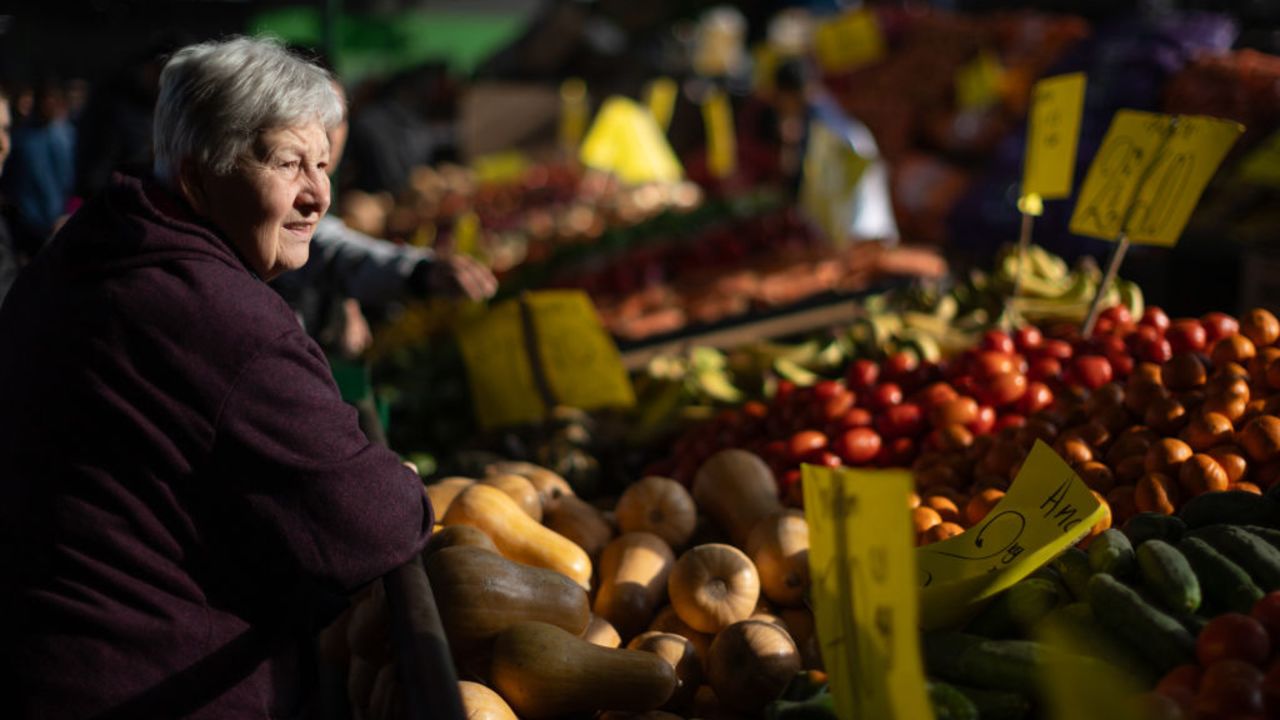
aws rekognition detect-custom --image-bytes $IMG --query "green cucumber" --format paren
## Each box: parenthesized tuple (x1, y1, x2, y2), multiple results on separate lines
(929, 681, 979, 720)
(1038, 602, 1158, 687)
(765, 692, 837, 720)
(1178, 490, 1280, 529)
(922, 633, 1044, 692)
(1088, 529, 1136, 578)
(967, 578, 1063, 638)
(1136, 540, 1201, 614)
(1177, 536, 1264, 614)
(1191, 525, 1280, 591)
(952, 685, 1032, 720)
(1085, 573, 1196, 673)
(1122, 513, 1187, 546)
(1242, 524, 1280, 550)
(1052, 547, 1094, 601)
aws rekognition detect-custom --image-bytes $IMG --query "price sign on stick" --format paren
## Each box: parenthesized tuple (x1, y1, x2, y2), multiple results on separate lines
(645, 77, 678, 133)
(524, 291, 636, 413)
(559, 78, 589, 152)
(803, 465, 934, 720)
(1022, 72, 1087, 204)
(917, 441, 1104, 630)
(456, 301, 546, 429)
(956, 49, 1004, 111)
(579, 97, 684, 184)
(702, 89, 737, 179)
(814, 9, 886, 74)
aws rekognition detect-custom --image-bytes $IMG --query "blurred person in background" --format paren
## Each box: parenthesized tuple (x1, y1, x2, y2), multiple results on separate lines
(0, 88, 15, 303)
(2, 75, 75, 255)
(0, 37, 432, 718)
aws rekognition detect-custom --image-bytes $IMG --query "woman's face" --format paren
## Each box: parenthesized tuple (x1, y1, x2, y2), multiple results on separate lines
(193, 123, 330, 280)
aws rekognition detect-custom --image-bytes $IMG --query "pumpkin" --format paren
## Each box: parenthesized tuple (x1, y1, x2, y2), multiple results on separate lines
(443, 483, 592, 590)
(480, 473, 544, 522)
(668, 544, 761, 634)
(627, 631, 702, 712)
(426, 476, 475, 518)
(692, 450, 782, 546)
(488, 461, 575, 512)
(615, 476, 697, 549)
(490, 621, 677, 719)
(595, 532, 676, 641)
(424, 524, 498, 557)
(459, 680, 518, 720)
(744, 510, 810, 607)
(544, 494, 615, 560)
(707, 620, 801, 713)
(648, 605, 712, 672)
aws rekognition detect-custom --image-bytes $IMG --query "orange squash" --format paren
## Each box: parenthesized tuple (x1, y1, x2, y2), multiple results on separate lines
(667, 544, 761, 634)
(745, 510, 810, 608)
(480, 473, 544, 522)
(424, 524, 498, 557)
(544, 494, 615, 560)
(459, 680, 518, 720)
(443, 483, 592, 590)
(707, 620, 801, 713)
(426, 477, 475, 518)
(779, 608, 822, 670)
(583, 613, 622, 648)
(595, 532, 676, 642)
(490, 621, 677, 719)
(426, 546, 591, 657)
(692, 450, 782, 546)
(648, 605, 712, 672)
(615, 476, 697, 549)
(627, 631, 702, 712)
(488, 460, 575, 512)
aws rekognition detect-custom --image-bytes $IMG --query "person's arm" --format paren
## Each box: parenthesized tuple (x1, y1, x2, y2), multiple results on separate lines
(205, 328, 432, 604)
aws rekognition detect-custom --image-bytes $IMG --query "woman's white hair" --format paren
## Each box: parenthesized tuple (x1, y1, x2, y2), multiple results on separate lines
(153, 36, 343, 183)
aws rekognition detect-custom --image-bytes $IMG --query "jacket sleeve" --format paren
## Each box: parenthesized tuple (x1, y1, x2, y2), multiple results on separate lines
(206, 327, 432, 603)
(302, 215, 436, 307)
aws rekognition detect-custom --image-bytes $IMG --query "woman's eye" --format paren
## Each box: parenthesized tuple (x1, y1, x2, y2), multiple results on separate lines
(279, 160, 300, 171)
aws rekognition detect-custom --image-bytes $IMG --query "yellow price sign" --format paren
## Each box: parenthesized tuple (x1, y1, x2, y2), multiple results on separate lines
(1070, 110, 1243, 246)
(1022, 72, 1087, 202)
(579, 97, 683, 184)
(472, 151, 531, 185)
(1237, 130, 1280, 187)
(752, 44, 780, 95)
(814, 9, 886, 74)
(645, 77, 678, 133)
(917, 440, 1104, 630)
(524, 291, 636, 413)
(803, 465, 934, 720)
(456, 300, 547, 429)
(956, 49, 1004, 111)
(560, 78, 589, 152)
(702, 89, 737, 179)
(453, 211, 481, 258)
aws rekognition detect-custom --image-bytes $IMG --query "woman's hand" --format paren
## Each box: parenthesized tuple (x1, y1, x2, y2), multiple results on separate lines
(427, 255, 498, 301)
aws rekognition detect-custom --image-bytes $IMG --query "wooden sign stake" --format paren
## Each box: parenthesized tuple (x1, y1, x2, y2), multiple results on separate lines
(1080, 232, 1131, 338)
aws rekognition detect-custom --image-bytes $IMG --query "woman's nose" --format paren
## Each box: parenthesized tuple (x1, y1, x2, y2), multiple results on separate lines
(296, 166, 330, 216)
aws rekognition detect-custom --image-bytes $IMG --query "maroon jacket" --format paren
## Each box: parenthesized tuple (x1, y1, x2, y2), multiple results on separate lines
(0, 175, 432, 718)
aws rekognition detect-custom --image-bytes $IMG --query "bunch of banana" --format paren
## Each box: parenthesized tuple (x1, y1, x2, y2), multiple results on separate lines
(629, 347, 746, 443)
(998, 244, 1144, 325)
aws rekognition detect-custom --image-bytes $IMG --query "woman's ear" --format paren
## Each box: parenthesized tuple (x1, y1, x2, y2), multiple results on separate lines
(177, 160, 207, 215)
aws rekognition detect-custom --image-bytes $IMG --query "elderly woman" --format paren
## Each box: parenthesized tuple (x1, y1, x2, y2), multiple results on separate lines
(0, 38, 432, 718)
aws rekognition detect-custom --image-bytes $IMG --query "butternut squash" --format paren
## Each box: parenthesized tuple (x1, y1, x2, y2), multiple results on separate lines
(488, 461, 575, 512)
(648, 605, 712, 672)
(426, 477, 475, 518)
(745, 510, 810, 608)
(583, 613, 622, 648)
(627, 631, 702, 712)
(779, 608, 816, 663)
(443, 483, 592, 590)
(615, 476, 697, 549)
(424, 524, 498, 557)
(426, 546, 590, 658)
(692, 450, 782, 546)
(707, 620, 801, 713)
(490, 621, 677, 719)
(459, 680, 518, 720)
(595, 532, 675, 641)
(668, 544, 760, 634)
(480, 473, 543, 522)
(543, 494, 615, 560)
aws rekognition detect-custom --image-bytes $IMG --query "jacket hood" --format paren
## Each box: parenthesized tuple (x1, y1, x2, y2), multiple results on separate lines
(50, 173, 253, 279)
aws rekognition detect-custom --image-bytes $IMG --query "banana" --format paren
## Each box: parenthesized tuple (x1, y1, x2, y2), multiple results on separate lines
(690, 367, 744, 403)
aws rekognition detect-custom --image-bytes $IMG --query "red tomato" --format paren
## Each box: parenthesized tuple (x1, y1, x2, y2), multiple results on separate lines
(1251, 592, 1280, 646)
(951, 374, 978, 397)
(1072, 355, 1114, 390)
(1093, 316, 1117, 337)
(819, 391, 856, 422)
(742, 400, 769, 420)
(1028, 356, 1063, 382)
(1128, 324, 1162, 350)
(1109, 353, 1135, 379)
(1132, 692, 1186, 720)
(1263, 660, 1280, 717)
(994, 413, 1027, 431)
(802, 449, 843, 468)
(973, 351, 1020, 379)
(1156, 664, 1203, 702)
(787, 430, 829, 462)
(836, 407, 873, 429)
(1198, 613, 1271, 668)
(883, 351, 918, 380)
(868, 382, 904, 410)
(778, 469, 802, 498)
(1201, 312, 1240, 344)
(812, 380, 844, 401)
(1038, 338, 1074, 360)
(1014, 325, 1044, 352)
(775, 378, 798, 403)
(914, 382, 959, 410)
(1102, 304, 1133, 327)
(845, 359, 880, 391)
(981, 329, 1016, 354)
(876, 402, 925, 438)
(968, 405, 997, 435)
(1142, 306, 1171, 332)
(978, 372, 1028, 407)
(834, 427, 882, 465)
(1197, 659, 1264, 718)
(875, 436, 916, 467)
(1142, 338, 1174, 364)
(1019, 381, 1055, 416)
(1168, 320, 1208, 353)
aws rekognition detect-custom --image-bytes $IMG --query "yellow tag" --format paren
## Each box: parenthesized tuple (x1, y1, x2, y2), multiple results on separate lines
(453, 212, 481, 257)
(524, 291, 636, 412)
(1237, 130, 1280, 187)
(455, 300, 546, 429)
(1070, 110, 1243, 246)
(1040, 620, 1143, 720)
(803, 464, 935, 720)
(1022, 72, 1087, 201)
(800, 121, 871, 244)
(1018, 193, 1045, 217)
(410, 222, 436, 248)
(559, 78, 589, 152)
(814, 9, 886, 74)
(702, 89, 737, 179)
(752, 44, 779, 95)
(645, 77, 678, 133)
(579, 97, 684, 184)
(917, 440, 1104, 630)
(472, 151, 531, 185)
(956, 49, 1004, 110)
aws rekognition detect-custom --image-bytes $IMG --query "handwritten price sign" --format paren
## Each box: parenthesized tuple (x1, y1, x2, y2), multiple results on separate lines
(524, 291, 636, 413)
(1021, 72, 1087, 205)
(1070, 111, 1243, 246)
(814, 9, 886, 75)
(803, 465, 934, 720)
(917, 440, 1104, 630)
